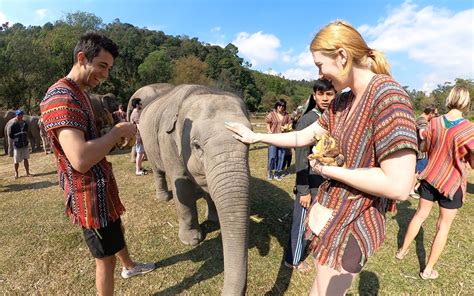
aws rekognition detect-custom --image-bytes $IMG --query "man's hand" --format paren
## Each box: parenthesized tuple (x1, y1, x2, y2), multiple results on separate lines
(114, 122, 137, 139)
(299, 193, 311, 208)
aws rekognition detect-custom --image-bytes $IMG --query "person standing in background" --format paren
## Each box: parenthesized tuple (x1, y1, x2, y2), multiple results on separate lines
(265, 99, 291, 181)
(9, 109, 32, 178)
(130, 98, 147, 176)
(284, 79, 335, 273)
(396, 86, 473, 280)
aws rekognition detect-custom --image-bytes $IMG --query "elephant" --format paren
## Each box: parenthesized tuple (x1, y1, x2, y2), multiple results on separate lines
(139, 84, 251, 295)
(1, 110, 16, 154)
(126, 83, 175, 121)
(126, 83, 175, 161)
(4, 115, 42, 156)
(89, 93, 115, 136)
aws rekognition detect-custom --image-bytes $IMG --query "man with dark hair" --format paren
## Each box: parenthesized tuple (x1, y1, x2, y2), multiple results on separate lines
(410, 104, 439, 198)
(9, 109, 32, 178)
(284, 79, 335, 272)
(40, 31, 155, 295)
(130, 98, 147, 175)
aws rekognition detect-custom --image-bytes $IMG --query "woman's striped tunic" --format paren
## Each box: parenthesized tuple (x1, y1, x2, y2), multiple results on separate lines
(305, 75, 418, 271)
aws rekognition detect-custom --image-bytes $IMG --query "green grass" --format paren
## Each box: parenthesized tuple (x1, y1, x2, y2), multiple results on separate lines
(0, 134, 473, 295)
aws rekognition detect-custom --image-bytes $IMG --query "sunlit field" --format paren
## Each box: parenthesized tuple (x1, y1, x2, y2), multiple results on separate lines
(1, 120, 472, 295)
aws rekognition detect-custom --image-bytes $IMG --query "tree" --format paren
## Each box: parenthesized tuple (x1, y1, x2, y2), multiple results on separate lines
(138, 49, 173, 84)
(172, 55, 211, 86)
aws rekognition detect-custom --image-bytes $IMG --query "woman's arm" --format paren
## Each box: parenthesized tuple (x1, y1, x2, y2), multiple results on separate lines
(225, 120, 328, 148)
(313, 149, 416, 201)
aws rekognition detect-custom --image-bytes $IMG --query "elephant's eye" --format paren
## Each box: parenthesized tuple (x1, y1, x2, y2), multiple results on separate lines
(192, 139, 201, 150)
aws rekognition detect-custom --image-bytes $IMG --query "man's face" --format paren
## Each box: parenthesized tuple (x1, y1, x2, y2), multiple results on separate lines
(17, 114, 24, 121)
(430, 109, 439, 120)
(314, 89, 336, 111)
(82, 48, 114, 89)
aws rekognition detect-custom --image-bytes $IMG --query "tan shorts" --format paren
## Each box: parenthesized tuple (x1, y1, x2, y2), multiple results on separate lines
(13, 147, 29, 164)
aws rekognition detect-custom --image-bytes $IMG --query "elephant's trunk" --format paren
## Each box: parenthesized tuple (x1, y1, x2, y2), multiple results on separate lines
(207, 151, 249, 295)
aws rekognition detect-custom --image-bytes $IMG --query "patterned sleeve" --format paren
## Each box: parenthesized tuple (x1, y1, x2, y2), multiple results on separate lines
(40, 87, 88, 135)
(373, 85, 418, 162)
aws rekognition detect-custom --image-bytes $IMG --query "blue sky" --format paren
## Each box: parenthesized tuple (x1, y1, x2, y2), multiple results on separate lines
(0, 0, 472, 93)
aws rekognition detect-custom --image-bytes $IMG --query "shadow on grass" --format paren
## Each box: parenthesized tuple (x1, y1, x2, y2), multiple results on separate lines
(467, 182, 474, 194)
(0, 180, 58, 193)
(152, 176, 296, 295)
(249, 177, 295, 295)
(356, 271, 380, 295)
(394, 200, 426, 270)
(152, 235, 224, 296)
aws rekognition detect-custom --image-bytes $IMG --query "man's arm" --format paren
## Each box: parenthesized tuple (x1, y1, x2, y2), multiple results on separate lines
(56, 122, 136, 174)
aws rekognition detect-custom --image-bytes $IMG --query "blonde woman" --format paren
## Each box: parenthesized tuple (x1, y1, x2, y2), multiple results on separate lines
(396, 86, 473, 280)
(226, 20, 417, 295)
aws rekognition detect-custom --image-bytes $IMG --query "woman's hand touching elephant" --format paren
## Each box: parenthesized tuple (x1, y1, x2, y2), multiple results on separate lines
(225, 121, 258, 144)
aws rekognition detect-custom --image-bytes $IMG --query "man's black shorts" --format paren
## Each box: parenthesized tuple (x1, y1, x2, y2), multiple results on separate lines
(82, 218, 125, 258)
(418, 180, 463, 209)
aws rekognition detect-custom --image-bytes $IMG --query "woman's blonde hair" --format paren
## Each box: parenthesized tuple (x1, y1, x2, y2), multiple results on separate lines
(445, 86, 471, 113)
(310, 20, 391, 77)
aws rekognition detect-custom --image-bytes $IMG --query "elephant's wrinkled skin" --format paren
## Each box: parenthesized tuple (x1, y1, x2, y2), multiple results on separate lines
(140, 84, 251, 295)
(89, 93, 116, 135)
(127, 83, 175, 161)
(4, 115, 42, 156)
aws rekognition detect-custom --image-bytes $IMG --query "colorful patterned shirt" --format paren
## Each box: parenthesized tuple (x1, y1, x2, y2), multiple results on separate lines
(40, 77, 125, 229)
(306, 74, 418, 271)
(265, 110, 290, 133)
(419, 116, 474, 200)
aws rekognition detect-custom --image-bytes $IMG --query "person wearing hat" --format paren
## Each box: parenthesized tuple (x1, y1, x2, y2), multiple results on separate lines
(9, 109, 32, 178)
(283, 79, 336, 272)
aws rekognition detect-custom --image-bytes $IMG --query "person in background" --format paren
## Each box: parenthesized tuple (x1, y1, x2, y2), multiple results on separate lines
(9, 109, 32, 178)
(284, 79, 335, 273)
(40, 31, 156, 296)
(226, 20, 417, 295)
(396, 86, 473, 280)
(266, 99, 291, 181)
(409, 104, 438, 198)
(113, 104, 127, 124)
(130, 98, 147, 176)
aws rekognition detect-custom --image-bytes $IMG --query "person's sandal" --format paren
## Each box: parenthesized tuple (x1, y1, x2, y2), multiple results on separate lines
(136, 170, 147, 176)
(420, 269, 439, 280)
(395, 248, 408, 260)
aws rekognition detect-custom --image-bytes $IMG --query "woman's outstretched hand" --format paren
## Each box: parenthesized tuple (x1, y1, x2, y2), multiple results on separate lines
(225, 121, 258, 144)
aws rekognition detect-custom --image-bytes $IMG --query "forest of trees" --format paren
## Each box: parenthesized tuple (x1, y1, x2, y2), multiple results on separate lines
(0, 11, 472, 117)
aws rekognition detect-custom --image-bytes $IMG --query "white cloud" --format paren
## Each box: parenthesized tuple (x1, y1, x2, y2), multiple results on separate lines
(282, 68, 316, 81)
(35, 9, 48, 19)
(211, 26, 221, 33)
(232, 31, 281, 67)
(0, 11, 7, 24)
(359, 1, 473, 92)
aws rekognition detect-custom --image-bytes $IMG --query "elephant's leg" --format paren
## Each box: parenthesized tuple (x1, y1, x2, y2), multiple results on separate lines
(172, 177, 202, 246)
(203, 193, 219, 223)
(152, 166, 172, 202)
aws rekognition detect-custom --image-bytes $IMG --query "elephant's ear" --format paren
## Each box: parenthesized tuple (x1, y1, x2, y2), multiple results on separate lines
(166, 113, 178, 134)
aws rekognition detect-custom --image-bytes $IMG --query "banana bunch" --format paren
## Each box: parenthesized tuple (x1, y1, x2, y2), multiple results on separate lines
(281, 123, 293, 132)
(116, 136, 136, 149)
(308, 134, 345, 166)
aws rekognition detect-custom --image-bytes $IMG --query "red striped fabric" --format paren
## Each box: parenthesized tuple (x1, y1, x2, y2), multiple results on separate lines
(40, 77, 125, 229)
(419, 116, 474, 199)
